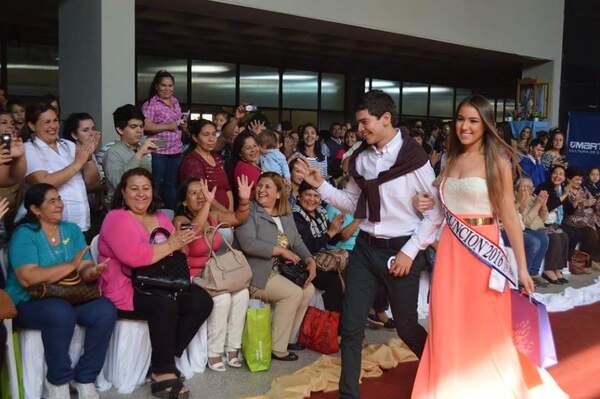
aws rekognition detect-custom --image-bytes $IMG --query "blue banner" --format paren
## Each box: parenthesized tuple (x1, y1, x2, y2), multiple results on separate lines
(566, 112, 600, 171)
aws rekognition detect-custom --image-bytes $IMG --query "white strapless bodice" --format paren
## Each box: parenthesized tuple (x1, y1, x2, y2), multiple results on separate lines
(443, 177, 493, 215)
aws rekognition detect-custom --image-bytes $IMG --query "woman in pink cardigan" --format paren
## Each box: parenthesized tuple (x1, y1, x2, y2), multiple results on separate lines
(98, 167, 213, 399)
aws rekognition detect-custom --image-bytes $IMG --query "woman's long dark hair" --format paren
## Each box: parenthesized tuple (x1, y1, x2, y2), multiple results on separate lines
(62, 112, 94, 141)
(184, 119, 217, 156)
(545, 129, 566, 155)
(444, 95, 518, 213)
(147, 70, 175, 101)
(111, 168, 160, 213)
(175, 177, 203, 218)
(17, 183, 57, 230)
(297, 123, 325, 162)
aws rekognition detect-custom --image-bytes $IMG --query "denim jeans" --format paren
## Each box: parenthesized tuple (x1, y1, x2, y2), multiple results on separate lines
(151, 153, 182, 210)
(15, 297, 117, 385)
(501, 229, 549, 276)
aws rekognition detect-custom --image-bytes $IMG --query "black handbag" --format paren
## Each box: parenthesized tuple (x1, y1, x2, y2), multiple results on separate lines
(276, 257, 309, 287)
(131, 227, 191, 300)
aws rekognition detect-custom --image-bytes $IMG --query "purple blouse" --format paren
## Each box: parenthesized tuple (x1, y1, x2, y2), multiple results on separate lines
(141, 95, 183, 155)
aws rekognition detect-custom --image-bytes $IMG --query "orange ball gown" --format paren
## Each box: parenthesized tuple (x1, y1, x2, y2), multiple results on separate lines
(411, 177, 567, 399)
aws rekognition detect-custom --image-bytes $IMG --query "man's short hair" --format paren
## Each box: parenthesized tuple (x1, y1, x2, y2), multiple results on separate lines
(355, 90, 397, 126)
(529, 138, 545, 148)
(113, 104, 145, 130)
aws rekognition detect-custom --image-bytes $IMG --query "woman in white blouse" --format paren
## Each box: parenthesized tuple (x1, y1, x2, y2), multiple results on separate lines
(24, 103, 95, 234)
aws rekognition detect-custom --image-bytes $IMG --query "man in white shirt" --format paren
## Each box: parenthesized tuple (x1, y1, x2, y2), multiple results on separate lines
(295, 90, 442, 399)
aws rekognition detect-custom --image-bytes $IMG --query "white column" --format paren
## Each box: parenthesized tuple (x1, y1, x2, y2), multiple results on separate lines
(59, 0, 135, 145)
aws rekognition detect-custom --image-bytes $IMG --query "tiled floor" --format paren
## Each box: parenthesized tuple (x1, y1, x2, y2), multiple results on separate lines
(99, 270, 599, 399)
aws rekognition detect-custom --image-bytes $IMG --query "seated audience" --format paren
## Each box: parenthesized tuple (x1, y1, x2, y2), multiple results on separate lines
(516, 127, 532, 154)
(7, 100, 26, 137)
(519, 138, 547, 187)
(541, 129, 567, 172)
(323, 123, 344, 179)
(326, 177, 361, 251)
(335, 129, 358, 167)
(288, 158, 304, 208)
(291, 124, 328, 180)
(235, 172, 316, 361)
(563, 167, 600, 265)
(98, 168, 213, 398)
(7, 183, 116, 399)
(103, 104, 155, 207)
(231, 131, 261, 199)
(535, 165, 576, 283)
(173, 176, 252, 372)
(293, 182, 345, 313)
(213, 111, 229, 135)
(257, 129, 290, 180)
(62, 113, 105, 239)
(179, 119, 233, 211)
(24, 103, 92, 234)
(0, 111, 26, 219)
(514, 178, 553, 285)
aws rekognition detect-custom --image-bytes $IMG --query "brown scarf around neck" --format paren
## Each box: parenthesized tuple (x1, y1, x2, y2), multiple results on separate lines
(348, 130, 429, 223)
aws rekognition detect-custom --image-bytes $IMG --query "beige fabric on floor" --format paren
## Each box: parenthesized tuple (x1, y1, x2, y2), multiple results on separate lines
(245, 338, 418, 399)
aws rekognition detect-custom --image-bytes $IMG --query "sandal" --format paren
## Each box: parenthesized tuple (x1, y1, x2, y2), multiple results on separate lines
(150, 378, 189, 399)
(271, 352, 298, 361)
(226, 352, 243, 368)
(207, 359, 227, 372)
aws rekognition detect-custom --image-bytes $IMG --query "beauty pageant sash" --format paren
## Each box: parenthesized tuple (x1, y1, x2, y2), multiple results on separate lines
(439, 180, 518, 290)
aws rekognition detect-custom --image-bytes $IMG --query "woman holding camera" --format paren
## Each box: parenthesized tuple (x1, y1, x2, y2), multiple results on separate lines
(142, 70, 187, 210)
(235, 172, 316, 361)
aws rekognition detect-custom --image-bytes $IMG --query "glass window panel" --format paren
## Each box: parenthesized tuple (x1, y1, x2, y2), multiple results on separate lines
(191, 61, 235, 105)
(290, 110, 317, 130)
(430, 86, 454, 117)
(7, 44, 58, 97)
(402, 82, 428, 116)
(137, 55, 188, 103)
(372, 79, 400, 114)
(319, 111, 345, 131)
(365, 78, 370, 93)
(321, 73, 345, 111)
(496, 99, 505, 122)
(455, 88, 472, 104)
(239, 65, 279, 108)
(505, 99, 515, 119)
(282, 69, 318, 110)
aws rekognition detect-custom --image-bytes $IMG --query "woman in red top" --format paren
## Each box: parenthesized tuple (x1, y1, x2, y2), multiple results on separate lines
(173, 175, 253, 372)
(179, 120, 233, 211)
(231, 131, 261, 202)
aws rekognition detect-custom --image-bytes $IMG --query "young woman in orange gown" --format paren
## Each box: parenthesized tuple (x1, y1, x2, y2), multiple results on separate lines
(411, 95, 568, 399)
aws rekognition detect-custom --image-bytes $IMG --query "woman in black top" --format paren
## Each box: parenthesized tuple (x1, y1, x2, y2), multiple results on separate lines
(293, 182, 345, 312)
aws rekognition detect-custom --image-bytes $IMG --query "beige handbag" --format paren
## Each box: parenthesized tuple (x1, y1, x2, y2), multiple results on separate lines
(193, 224, 252, 296)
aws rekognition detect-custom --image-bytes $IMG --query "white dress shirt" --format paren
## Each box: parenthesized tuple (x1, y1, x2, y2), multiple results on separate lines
(317, 130, 442, 260)
(25, 138, 90, 232)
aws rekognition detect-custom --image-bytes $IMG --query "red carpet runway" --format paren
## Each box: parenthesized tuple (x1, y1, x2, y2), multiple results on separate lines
(311, 302, 600, 399)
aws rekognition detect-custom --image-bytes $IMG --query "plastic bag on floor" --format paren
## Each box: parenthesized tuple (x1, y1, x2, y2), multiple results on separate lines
(175, 322, 208, 379)
(242, 300, 271, 372)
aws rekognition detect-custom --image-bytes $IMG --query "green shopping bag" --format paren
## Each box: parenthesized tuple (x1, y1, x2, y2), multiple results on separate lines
(242, 300, 271, 372)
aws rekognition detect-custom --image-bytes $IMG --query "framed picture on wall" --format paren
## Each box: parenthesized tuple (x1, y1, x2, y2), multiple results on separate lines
(516, 79, 549, 120)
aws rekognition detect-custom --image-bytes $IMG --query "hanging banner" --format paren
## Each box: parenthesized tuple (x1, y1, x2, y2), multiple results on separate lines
(566, 112, 600, 171)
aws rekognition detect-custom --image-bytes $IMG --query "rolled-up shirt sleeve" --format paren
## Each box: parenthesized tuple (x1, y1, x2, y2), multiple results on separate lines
(401, 164, 444, 260)
(316, 179, 360, 215)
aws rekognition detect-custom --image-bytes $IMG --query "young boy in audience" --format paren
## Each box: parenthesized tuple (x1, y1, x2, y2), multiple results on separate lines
(257, 129, 291, 180)
(519, 138, 546, 187)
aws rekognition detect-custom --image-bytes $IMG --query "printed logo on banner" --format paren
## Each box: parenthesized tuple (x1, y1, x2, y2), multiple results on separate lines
(566, 112, 600, 171)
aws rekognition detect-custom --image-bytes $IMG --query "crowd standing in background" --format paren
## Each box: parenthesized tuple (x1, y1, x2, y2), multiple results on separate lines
(0, 68, 594, 399)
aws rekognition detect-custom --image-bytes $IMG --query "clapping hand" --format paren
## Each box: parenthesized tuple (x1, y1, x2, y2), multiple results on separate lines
(69, 246, 90, 272)
(10, 135, 24, 159)
(237, 174, 255, 202)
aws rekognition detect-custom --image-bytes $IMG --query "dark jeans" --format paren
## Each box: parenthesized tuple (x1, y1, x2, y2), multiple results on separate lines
(544, 230, 569, 271)
(372, 284, 389, 314)
(339, 235, 427, 399)
(501, 229, 549, 276)
(312, 269, 344, 313)
(118, 285, 213, 374)
(151, 153, 182, 210)
(14, 297, 117, 385)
